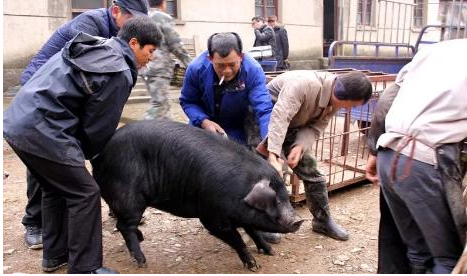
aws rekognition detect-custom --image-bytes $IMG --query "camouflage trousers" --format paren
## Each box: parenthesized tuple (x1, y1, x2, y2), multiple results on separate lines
(143, 75, 172, 120)
(282, 129, 326, 184)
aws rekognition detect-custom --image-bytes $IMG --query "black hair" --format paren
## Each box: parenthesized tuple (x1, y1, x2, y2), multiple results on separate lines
(118, 17, 162, 48)
(148, 0, 164, 7)
(251, 16, 265, 22)
(207, 32, 243, 57)
(336, 71, 373, 103)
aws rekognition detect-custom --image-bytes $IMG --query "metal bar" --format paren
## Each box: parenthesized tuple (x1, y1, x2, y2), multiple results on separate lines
(382, 0, 388, 42)
(376, 0, 381, 42)
(390, 2, 395, 43)
(407, 4, 413, 46)
(362, 0, 367, 41)
(347, 0, 351, 41)
(448, 0, 455, 40)
(457, 0, 463, 39)
(355, 0, 360, 41)
(401, 3, 407, 51)
(396, 2, 401, 43)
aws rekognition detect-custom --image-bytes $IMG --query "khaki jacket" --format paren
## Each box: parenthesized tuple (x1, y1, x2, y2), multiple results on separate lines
(266, 70, 336, 156)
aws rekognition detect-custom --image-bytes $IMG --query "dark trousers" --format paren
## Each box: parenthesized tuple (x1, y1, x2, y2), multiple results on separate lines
(11, 147, 103, 273)
(21, 170, 42, 227)
(377, 148, 463, 273)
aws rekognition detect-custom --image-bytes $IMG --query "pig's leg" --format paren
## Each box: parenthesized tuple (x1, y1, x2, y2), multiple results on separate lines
(116, 213, 147, 268)
(243, 227, 275, 256)
(201, 221, 259, 271)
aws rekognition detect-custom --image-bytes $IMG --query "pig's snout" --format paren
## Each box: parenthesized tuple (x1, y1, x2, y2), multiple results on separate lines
(278, 214, 304, 232)
(291, 217, 304, 232)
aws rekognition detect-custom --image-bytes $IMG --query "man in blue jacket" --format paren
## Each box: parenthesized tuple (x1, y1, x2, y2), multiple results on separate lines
(18, 0, 149, 251)
(179, 32, 273, 145)
(4, 17, 162, 273)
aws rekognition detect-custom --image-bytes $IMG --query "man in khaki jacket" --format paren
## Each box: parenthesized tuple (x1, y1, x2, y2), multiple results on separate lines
(258, 70, 373, 242)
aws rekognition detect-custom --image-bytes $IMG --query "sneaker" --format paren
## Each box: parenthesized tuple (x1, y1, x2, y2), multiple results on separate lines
(25, 225, 43, 249)
(42, 255, 67, 272)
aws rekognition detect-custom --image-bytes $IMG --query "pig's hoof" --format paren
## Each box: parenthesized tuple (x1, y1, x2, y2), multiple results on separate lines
(137, 261, 148, 268)
(245, 260, 260, 271)
(264, 247, 275, 256)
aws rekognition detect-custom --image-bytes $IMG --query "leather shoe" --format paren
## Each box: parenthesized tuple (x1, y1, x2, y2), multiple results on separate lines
(312, 218, 349, 241)
(42, 255, 67, 272)
(24, 225, 43, 249)
(90, 267, 119, 274)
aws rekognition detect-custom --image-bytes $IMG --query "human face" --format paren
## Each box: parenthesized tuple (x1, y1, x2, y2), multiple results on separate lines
(129, 38, 157, 69)
(251, 20, 263, 29)
(209, 50, 243, 82)
(267, 20, 277, 28)
(112, 6, 133, 29)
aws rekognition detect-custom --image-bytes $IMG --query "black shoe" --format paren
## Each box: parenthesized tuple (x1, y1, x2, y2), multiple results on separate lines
(25, 225, 43, 249)
(42, 255, 67, 272)
(312, 218, 349, 241)
(260, 232, 282, 244)
(90, 267, 119, 274)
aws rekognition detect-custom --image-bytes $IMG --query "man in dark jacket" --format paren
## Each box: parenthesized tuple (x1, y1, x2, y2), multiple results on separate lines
(179, 32, 273, 145)
(3, 17, 162, 273)
(251, 16, 277, 60)
(18, 0, 149, 251)
(267, 15, 289, 70)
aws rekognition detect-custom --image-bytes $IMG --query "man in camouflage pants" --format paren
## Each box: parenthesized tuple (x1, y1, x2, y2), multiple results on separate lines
(143, 0, 192, 119)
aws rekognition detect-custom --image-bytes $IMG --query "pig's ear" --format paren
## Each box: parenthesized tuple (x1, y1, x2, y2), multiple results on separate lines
(244, 179, 277, 217)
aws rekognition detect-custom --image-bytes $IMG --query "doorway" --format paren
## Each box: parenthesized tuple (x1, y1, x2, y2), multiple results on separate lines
(323, 0, 337, 57)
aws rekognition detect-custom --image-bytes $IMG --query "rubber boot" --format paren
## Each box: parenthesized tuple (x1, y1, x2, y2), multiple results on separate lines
(304, 180, 349, 241)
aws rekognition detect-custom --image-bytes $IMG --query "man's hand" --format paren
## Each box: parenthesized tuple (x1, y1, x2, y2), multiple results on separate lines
(287, 145, 303, 169)
(201, 119, 226, 136)
(268, 152, 284, 177)
(256, 142, 269, 157)
(365, 154, 379, 185)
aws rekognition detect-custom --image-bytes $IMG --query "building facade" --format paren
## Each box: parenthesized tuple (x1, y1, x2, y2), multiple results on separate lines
(3, 0, 466, 91)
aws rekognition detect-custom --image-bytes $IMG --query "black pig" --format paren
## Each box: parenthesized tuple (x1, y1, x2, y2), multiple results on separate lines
(91, 120, 303, 270)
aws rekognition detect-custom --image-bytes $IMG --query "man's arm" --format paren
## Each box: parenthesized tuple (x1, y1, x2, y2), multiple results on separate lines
(254, 26, 275, 43)
(280, 28, 289, 60)
(365, 83, 400, 183)
(267, 81, 308, 156)
(161, 20, 192, 67)
(293, 110, 333, 155)
(179, 64, 210, 127)
(367, 83, 400, 156)
(247, 66, 273, 139)
(80, 71, 131, 159)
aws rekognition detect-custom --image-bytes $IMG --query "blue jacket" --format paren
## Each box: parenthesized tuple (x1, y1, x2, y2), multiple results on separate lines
(4, 33, 137, 166)
(179, 51, 273, 144)
(20, 8, 118, 85)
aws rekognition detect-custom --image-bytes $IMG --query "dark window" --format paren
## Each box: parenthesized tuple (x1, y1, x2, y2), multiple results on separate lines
(413, 0, 424, 27)
(149, 0, 177, 18)
(255, 0, 278, 18)
(71, 0, 109, 18)
(357, 0, 372, 26)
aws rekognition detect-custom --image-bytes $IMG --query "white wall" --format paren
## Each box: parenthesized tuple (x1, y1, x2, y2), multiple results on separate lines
(3, 0, 70, 68)
(172, 0, 324, 61)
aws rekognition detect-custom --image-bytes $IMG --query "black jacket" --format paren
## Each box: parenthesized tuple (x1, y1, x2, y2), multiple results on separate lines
(272, 26, 289, 69)
(4, 32, 138, 166)
(253, 25, 277, 58)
